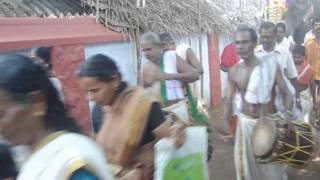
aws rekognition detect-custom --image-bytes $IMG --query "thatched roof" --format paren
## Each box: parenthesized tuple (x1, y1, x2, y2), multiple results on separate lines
(0, 0, 261, 35)
(83, 0, 258, 35)
(0, 0, 85, 17)
(0, 0, 260, 35)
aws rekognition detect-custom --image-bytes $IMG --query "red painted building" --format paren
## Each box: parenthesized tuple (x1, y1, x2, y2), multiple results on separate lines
(0, 17, 125, 134)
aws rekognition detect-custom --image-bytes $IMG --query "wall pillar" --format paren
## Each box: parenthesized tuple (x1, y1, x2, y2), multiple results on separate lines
(208, 33, 222, 107)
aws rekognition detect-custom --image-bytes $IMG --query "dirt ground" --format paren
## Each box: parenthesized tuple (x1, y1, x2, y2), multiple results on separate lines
(208, 105, 320, 180)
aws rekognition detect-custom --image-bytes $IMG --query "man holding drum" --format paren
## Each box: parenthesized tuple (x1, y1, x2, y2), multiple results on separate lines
(224, 26, 293, 180)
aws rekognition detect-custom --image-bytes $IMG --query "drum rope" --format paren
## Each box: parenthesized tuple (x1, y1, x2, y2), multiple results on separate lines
(254, 115, 315, 168)
(272, 122, 315, 168)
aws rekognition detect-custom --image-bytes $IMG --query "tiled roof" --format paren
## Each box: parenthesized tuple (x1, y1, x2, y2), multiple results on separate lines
(0, 0, 85, 17)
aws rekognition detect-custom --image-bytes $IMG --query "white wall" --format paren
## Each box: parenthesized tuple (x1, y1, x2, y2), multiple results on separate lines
(84, 41, 137, 113)
(85, 41, 137, 86)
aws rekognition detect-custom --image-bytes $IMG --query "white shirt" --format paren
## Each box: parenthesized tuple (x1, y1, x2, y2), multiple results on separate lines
(255, 44, 298, 79)
(277, 37, 292, 51)
(255, 45, 300, 119)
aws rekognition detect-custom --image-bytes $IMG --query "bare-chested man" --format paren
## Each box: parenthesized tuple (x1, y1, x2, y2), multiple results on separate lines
(158, 32, 203, 75)
(158, 32, 203, 101)
(224, 27, 293, 180)
(140, 32, 199, 108)
(141, 32, 212, 161)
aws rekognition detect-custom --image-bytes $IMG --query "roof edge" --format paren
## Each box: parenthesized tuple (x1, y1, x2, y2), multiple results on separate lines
(0, 17, 129, 52)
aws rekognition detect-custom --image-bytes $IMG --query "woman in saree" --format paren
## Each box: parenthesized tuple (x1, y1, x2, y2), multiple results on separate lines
(77, 54, 185, 180)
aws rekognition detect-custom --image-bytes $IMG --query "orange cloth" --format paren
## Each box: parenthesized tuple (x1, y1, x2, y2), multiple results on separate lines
(305, 38, 320, 80)
(96, 87, 154, 167)
(297, 60, 314, 86)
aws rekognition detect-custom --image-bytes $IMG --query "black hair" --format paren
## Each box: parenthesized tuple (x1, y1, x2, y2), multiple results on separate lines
(0, 54, 79, 132)
(292, 45, 305, 56)
(77, 54, 121, 82)
(91, 104, 103, 133)
(236, 26, 258, 44)
(77, 54, 127, 93)
(0, 144, 17, 179)
(259, 21, 276, 34)
(32, 46, 52, 70)
(275, 22, 286, 32)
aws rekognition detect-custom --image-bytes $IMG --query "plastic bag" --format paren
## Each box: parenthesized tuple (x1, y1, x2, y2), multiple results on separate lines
(154, 126, 209, 180)
(162, 100, 189, 123)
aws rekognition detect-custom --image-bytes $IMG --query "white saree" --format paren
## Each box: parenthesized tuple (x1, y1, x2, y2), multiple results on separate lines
(17, 132, 114, 180)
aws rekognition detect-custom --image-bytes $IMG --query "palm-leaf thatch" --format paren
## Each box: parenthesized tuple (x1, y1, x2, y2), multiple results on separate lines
(83, 0, 257, 35)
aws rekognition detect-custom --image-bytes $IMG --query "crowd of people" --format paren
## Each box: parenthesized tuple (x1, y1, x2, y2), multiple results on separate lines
(221, 18, 320, 179)
(0, 30, 208, 179)
(0, 17, 319, 180)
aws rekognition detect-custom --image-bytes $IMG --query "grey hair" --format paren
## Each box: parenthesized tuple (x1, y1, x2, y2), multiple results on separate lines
(159, 32, 175, 45)
(140, 32, 162, 46)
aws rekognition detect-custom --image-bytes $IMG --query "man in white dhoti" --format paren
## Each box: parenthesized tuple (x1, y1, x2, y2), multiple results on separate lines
(224, 26, 294, 180)
(158, 32, 203, 99)
(140, 32, 200, 123)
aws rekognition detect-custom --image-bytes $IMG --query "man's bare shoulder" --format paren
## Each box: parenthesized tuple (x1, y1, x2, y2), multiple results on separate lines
(228, 63, 241, 80)
(142, 62, 157, 71)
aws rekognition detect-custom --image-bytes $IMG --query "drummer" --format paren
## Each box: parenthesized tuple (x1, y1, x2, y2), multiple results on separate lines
(224, 26, 293, 180)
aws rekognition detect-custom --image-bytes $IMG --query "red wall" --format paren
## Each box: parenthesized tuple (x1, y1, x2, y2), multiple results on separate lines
(0, 17, 125, 53)
(208, 33, 222, 107)
(51, 45, 90, 133)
